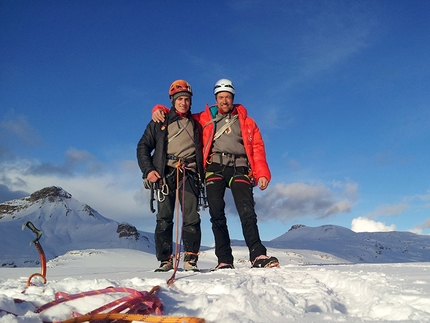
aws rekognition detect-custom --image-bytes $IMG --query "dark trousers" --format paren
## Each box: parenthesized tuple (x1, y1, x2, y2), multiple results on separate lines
(206, 163, 266, 264)
(155, 169, 201, 262)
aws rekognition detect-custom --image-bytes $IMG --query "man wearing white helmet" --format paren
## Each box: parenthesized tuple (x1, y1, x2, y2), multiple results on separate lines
(152, 79, 279, 269)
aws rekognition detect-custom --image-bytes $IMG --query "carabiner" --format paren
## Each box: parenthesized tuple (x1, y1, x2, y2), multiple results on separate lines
(161, 183, 169, 196)
(157, 189, 166, 202)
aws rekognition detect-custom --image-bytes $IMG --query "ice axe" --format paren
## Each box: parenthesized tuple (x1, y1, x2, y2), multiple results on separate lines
(22, 221, 47, 286)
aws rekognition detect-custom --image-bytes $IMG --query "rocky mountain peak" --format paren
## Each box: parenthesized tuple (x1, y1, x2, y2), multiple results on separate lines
(29, 186, 72, 203)
(0, 186, 73, 219)
(0, 186, 155, 267)
(117, 223, 141, 241)
(288, 224, 306, 231)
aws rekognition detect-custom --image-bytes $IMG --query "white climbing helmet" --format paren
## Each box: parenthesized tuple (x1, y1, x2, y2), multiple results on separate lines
(213, 78, 235, 96)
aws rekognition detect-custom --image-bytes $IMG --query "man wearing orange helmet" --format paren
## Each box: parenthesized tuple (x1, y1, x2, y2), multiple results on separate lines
(152, 79, 279, 270)
(137, 80, 204, 272)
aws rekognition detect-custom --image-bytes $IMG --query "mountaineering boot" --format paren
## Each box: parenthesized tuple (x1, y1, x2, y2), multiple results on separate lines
(183, 252, 200, 272)
(210, 262, 234, 271)
(184, 260, 199, 272)
(252, 255, 279, 268)
(154, 258, 173, 272)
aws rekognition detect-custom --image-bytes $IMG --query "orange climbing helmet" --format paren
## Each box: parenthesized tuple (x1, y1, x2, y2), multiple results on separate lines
(169, 80, 193, 97)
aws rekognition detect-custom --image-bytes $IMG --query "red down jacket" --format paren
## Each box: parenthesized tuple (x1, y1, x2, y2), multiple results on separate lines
(153, 103, 271, 185)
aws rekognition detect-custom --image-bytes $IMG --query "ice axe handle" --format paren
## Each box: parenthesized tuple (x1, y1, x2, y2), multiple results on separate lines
(22, 221, 43, 245)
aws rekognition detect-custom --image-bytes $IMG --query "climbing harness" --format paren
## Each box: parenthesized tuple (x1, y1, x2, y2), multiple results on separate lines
(208, 152, 248, 167)
(144, 154, 207, 212)
(22, 221, 47, 286)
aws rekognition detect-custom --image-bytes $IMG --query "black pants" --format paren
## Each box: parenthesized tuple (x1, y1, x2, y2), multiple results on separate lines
(155, 168, 201, 262)
(206, 163, 266, 264)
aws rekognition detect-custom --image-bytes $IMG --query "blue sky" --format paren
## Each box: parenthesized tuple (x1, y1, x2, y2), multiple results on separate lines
(1, 0, 430, 246)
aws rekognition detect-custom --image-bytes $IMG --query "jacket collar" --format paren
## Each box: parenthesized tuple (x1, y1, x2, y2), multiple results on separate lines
(217, 106, 238, 115)
(170, 107, 191, 119)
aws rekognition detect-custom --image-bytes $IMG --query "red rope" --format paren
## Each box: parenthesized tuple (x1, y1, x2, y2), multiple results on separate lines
(167, 163, 187, 286)
(35, 286, 161, 316)
(30, 285, 206, 322)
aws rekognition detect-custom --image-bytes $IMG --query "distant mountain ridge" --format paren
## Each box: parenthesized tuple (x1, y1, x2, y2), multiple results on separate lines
(265, 223, 430, 263)
(0, 186, 155, 267)
(1, 186, 430, 268)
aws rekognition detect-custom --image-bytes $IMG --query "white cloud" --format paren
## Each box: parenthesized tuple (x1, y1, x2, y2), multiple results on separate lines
(417, 190, 430, 202)
(255, 180, 358, 221)
(0, 156, 154, 231)
(411, 218, 430, 235)
(324, 200, 352, 217)
(0, 112, 43, 147)
(364, 203, 408, 219)
(351, 216, 396, 233)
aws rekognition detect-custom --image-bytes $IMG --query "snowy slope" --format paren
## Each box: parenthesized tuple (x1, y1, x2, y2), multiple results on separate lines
(2, 186, 430, 268)
(268, 224, 430, 263)
(0, 186, 154, 267)
(1, 187, 430, 322)
(1, 248, 429, 322)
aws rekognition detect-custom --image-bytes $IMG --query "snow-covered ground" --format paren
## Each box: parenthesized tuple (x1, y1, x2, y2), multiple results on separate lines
(1, 247, 430, 323)
(1, 187, 430, 322)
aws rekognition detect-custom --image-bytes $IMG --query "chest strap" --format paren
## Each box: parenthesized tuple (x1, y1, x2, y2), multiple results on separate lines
(213, 115, 238, 141)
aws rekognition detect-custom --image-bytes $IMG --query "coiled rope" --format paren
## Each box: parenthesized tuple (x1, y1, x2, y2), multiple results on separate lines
(35, 285, 205, 323)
